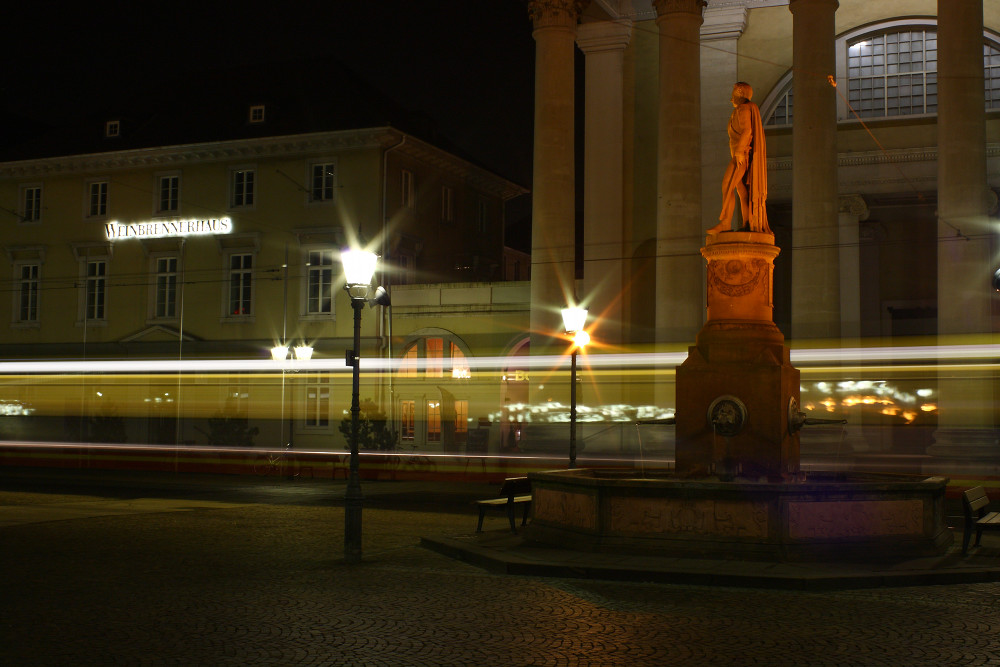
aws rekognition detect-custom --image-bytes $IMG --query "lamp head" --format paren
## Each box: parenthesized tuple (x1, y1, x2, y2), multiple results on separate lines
(367, 285, 391, 308)
(341, 248, 378, 288)
(561, 307, 588, 334)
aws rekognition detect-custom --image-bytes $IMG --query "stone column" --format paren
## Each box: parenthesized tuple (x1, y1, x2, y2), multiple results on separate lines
(837, 194, 867, 341)
(929, 0, 997, 461)
(577, 20, 632, 351)
(654, 0, 706, 344)
(789, 0, 840, 340)
(527, 0, 587, 348)
(700, 5, 748, 233)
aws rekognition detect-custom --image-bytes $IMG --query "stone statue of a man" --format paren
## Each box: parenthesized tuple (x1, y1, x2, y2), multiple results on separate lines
(709, 82, 771, 234)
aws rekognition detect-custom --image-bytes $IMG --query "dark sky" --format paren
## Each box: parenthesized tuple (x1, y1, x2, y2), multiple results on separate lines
(4, 1, 536, 189)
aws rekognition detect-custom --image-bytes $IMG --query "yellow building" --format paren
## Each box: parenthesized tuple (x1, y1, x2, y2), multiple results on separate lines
(0, 123, 525, 450)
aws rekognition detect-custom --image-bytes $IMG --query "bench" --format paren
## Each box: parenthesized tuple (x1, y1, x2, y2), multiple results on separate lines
(476, 477, 532, 533)
(962, 486, 1000, 555)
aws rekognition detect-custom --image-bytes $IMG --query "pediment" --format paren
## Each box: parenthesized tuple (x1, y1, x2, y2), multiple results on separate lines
(119, 325, 200, 343)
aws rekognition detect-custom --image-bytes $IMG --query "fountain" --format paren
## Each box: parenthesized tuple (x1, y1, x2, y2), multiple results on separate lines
(524, 230, 952, 561)
(523, 84, 951, 561)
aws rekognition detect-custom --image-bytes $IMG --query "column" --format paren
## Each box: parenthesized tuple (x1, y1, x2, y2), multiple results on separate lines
(527, 0, 587, 347)
(700, 5, 748, 233)
(653, 0, 706, 344)
(789, 0, 840, 340)
(577, 20, 632, 351)
(837, 194, 867, 341)
(929, 0, 997, 460)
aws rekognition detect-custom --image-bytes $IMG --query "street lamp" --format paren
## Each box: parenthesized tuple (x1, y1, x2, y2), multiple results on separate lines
(341, 248, 389, 563)
(561, 307, 589, 468)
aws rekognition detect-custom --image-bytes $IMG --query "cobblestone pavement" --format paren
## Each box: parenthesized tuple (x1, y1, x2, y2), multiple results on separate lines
(2, 482, 1000, 666)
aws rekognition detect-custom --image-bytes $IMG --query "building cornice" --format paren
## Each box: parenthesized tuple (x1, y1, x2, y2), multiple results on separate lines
(768, 143, 1000, 171)
(0, 127, 401, 180)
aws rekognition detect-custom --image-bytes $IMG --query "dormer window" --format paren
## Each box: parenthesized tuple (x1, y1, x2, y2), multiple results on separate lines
(249, 105, 265, 123)
(105, 120, 120, 137)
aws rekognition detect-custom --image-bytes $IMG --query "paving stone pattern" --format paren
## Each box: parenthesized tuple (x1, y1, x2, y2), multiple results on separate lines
(2, 490, 1000, 666)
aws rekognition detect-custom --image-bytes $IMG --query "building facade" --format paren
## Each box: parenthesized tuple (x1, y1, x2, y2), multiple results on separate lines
(526, 0, 1000, 465)
(0, 123, 525, 450)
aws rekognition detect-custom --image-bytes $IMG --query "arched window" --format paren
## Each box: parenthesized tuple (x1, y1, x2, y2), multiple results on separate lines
(763, 22, 1000, 125)
(396, 335, 471, 379)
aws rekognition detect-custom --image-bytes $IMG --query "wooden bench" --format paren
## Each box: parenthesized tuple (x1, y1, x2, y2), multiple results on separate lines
(476, 477, 532, 533)
(962, 486, 1000, 555)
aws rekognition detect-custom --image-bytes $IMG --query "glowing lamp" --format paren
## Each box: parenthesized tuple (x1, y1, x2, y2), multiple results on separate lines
(341, 249, 377, 287)
(294, 345, 314, 361)
(270, 345, 289, 361)
(561, 307, 588, 334)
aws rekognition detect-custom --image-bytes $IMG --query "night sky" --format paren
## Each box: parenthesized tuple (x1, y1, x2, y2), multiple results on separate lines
(4, 1, 537, 238)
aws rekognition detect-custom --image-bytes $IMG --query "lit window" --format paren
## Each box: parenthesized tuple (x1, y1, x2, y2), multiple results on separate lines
(18, 264, 39, 323)
(426, 337, 444, 377)
(231, 169, 255, 208)
(399, 346, 418, 377)
(155, 257, 177, 318)
(158, 175, 179, 213)
(426, 401, 441, 442)
(229, 253, 253, 316)
(451, 345, 470, 379)
(21, 186, 41, 223)
(455, 400, 468, 442)
(89, 181, 108, 218)
(249, 105, 265, 123)
(105, 120, 120, 137)
(306, 249, 335, 315)
(400, 400, 415, 441)
(311, 163, 336, 202)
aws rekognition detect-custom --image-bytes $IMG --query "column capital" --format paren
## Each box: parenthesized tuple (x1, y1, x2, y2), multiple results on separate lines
(789, 0, 840, 14)
(576, 19, 632, 54)
(838, 194, 869, 221)
(701, 5, 747, 41)
(653, 0, 706, 19)
(528, 0, 590, 30)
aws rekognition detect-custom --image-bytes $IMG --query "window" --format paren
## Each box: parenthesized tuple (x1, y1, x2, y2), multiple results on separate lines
(311, 162, 337, 202)
(399, 346, 418, 377)
(86, 260, 107, 321)
(17, 264, 39, 323)
(455, 400, 469, 442)
(306, 249, 335, 315)
(398, 337, 471, 379)
(764, 24, 1000, 124)
(848, 29, 937, 118)
(304, 375, 330, 428)
(477, 200, 488, 233)
(231, 169, 255, 208)
(21, 186, 41, 223)
(228, 253, 253, 316)
(401, 169, 414, 209)
(249, 105, 265, 123)
(400, 400, 415, 441)
(441, 186, 453, 222)
(154, 257, 178, 318)
(88, 181, 108, 218)
(426, 337, 444, 377)
(105, 120, 120, 137)
(157, 175, 179, 213)
(426, 400, 441, 442)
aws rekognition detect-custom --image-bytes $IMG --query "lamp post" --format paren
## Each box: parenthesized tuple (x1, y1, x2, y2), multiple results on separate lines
(561, 307, 589, 468)
(341, 248, 380, 564)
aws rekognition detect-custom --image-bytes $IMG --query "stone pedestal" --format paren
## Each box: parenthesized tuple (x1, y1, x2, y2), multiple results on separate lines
(675, 232, 801, 479)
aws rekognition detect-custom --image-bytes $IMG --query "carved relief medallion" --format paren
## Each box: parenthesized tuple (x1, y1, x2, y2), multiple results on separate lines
(707, 257, 767, 298)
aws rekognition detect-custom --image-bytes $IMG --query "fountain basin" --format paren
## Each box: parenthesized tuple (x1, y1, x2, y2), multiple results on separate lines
(525, 469, 953, 562)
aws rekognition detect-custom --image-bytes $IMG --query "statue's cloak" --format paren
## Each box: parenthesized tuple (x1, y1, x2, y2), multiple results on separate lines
(745, 102, 770, 233)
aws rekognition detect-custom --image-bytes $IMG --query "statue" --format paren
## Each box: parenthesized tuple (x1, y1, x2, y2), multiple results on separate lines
(709, 82, 770, 234)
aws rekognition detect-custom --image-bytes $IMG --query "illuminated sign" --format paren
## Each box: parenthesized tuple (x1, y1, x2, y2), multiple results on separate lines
(105, 217, 232, 240)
